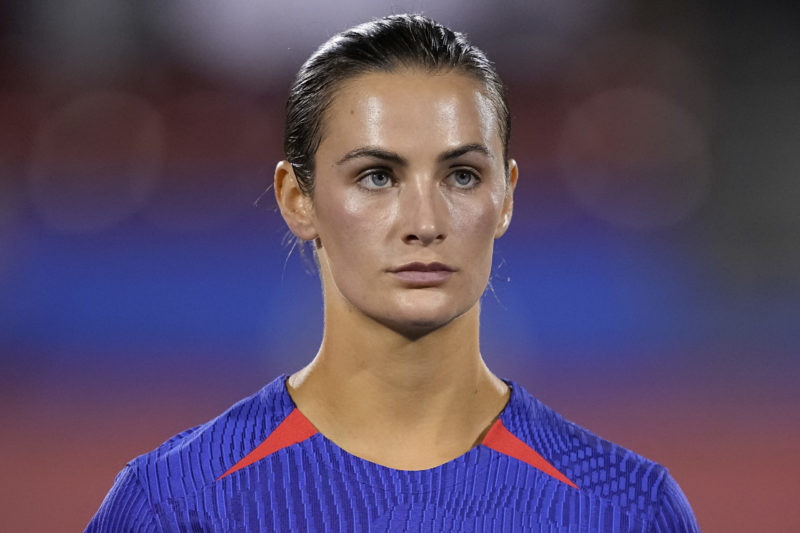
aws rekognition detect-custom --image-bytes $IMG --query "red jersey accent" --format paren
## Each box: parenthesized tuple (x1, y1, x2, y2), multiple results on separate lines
(217, 408, 318, 480)
(482, 418, 579, 490)
(219, 407, 578, 489)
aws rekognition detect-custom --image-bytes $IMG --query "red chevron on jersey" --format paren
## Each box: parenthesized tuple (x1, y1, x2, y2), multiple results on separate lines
(482, 418, 579, 489)
(218, 407, 317, 480)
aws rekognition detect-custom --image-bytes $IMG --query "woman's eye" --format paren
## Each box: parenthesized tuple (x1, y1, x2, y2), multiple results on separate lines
(358, 171, 393, 190)
(447, 169, 480, 189)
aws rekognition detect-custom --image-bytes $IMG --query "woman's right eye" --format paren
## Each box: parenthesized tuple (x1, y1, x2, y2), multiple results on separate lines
(358, 171, 393, 190)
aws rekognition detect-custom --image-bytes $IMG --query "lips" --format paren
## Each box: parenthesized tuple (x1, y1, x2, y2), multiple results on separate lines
(388, 262, 456, 285)
(390, 262, 456, 273)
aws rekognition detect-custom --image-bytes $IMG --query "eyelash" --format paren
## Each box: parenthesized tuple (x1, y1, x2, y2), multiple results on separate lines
(445, 169, 481, 189)
(356, 168, 482, 191)
(357, 170, 394, 190)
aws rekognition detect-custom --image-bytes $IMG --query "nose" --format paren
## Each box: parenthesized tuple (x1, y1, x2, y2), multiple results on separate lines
(400, 177, 446, 245)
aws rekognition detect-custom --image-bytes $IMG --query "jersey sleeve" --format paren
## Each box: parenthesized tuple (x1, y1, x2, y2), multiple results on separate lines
(85, 465, 161, 533)
(650, 471, 700, 533)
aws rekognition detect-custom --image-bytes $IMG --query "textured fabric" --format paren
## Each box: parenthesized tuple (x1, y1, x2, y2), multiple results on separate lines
(86, 375, 699, 532)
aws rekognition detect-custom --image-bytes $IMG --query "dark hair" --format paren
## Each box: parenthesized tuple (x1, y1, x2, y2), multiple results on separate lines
(284, 14, 510, 195)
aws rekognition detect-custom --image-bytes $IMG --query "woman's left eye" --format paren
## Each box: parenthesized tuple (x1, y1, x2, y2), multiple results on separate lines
(447, 169, 480, 189)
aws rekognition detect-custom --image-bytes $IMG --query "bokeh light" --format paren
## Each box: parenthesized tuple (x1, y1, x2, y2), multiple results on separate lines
(27, 92, 163, 233)
(142, 91, 276, 232)
(557, 87, 711, 230)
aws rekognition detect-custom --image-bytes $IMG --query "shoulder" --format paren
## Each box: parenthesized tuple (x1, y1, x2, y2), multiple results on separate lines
(86, 375, 292, 531)
(85, 464, 161, 532)
(131, 374, 294, 492)
(503, 380, 699, 532)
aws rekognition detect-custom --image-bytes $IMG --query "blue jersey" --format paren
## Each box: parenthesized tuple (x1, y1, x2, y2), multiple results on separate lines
(87, 375, 698, 532)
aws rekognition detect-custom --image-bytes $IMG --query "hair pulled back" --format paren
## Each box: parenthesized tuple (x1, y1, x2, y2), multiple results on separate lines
(284, 14, 510, 195)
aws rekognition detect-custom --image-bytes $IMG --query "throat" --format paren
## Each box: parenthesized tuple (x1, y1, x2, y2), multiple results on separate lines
(286, 363, 510, 471)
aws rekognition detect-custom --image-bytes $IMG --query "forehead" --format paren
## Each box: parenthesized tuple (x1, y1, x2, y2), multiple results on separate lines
(317, 69, 501, 158)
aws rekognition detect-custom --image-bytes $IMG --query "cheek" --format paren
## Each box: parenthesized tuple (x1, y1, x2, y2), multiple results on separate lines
(450, 190, 505, 244)
(314, 189, 395, 259)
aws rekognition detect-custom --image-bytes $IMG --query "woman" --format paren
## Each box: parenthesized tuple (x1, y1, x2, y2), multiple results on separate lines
(88, 14, 699, 532)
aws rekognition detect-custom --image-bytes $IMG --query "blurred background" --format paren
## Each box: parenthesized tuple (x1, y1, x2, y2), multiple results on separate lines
(1, 1, 798, 530)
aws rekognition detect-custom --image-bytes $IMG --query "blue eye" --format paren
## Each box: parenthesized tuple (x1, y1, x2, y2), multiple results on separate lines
(359, 171, 393, 190)
(448, 169, 480, 189)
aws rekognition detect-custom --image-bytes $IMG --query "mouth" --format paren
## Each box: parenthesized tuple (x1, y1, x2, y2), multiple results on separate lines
(387, 262, 456, 286)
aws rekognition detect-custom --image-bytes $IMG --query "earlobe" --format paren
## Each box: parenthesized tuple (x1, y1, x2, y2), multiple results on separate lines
(274, 160, 318, 241)
(495, 159, 518, 238)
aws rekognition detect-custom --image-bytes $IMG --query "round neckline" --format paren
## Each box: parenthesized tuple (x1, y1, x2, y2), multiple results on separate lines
(279, 373, 516, 484)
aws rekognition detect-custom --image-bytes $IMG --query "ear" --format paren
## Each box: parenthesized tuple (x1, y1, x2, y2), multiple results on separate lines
(274, 160, 317, 241)
(495, 158, 518, 238)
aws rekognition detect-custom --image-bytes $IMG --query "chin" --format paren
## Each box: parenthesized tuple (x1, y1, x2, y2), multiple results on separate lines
(383, 319, 448, 341)
(372, 307, 469, 340)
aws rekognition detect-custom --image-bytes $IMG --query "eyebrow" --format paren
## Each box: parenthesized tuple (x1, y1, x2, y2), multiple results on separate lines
(439, 143, 493, 162)
(336, 147, 407, 166)
(335, 143, 493, 166)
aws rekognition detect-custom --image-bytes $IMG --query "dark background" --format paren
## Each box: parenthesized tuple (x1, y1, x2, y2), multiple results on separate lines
(1, 1, 798, 530)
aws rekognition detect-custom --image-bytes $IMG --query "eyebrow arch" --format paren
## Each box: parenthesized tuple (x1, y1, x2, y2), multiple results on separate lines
(336, 143, 494, 167)
(438, 143, 493, 162)
(336, 147, 407, 166)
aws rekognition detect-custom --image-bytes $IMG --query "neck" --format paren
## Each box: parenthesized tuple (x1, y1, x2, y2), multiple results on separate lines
(287, 294, 509, 470)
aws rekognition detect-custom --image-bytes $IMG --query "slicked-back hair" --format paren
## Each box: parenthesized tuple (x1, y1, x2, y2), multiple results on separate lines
(284, 14, 510, 195)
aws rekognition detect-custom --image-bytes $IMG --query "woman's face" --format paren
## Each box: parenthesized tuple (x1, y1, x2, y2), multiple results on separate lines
(307, 68, 516, 337)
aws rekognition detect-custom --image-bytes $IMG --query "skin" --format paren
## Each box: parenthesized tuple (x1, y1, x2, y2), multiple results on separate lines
(275, 68, 518, 470)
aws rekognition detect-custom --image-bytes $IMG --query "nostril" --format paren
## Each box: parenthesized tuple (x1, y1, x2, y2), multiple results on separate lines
(403, 231, 444, 245)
